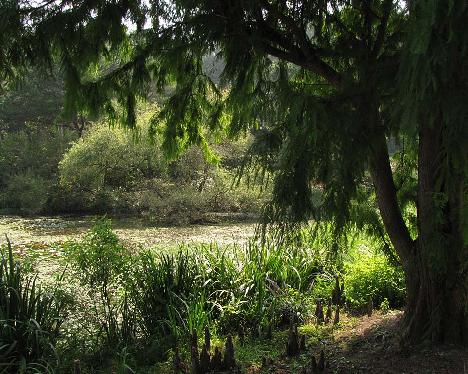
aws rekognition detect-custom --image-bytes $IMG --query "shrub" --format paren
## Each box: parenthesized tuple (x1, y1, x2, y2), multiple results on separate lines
(58, 124, 265, 219)
(0, 123, 76, 215)
(127, 239, 326, 340)
(65, 218, 134, 346)
(0, 172, 51, 215)
(309, 273, 336, 301)
(344, 254, 406, 311)
(60, 221, 330, 366)
(380, 298, 390, 314)
(59, 123, 166, 213)
(0, 238, 69, 371)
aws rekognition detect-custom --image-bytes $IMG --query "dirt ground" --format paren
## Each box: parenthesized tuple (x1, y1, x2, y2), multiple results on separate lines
(260, 311, 467, 373)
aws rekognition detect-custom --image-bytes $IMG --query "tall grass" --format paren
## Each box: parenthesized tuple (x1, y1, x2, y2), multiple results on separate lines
(53, 219, 405, 371)
(125, 237, 326, 341)
(0, 237, 69, 371)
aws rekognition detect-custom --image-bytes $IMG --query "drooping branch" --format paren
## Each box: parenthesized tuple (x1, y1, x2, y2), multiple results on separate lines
(373, 0, 393, 57)
(260, 0, 314, 57)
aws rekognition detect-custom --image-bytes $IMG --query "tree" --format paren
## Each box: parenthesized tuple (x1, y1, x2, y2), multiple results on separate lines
(0, 70, 63, 131)
(1, 0, 466, 344)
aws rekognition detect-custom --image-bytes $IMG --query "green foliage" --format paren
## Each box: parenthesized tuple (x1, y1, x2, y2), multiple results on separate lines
(0, 123, 76, 215)
(399, 0, 468, 282)
(344, 254, 406, 311)
(127, 239, 326, 342)
(59, 123, 166, 194)
(0, 0, 409, 232)
(58, 120, 264, 219)
(65, 219, 134, 346)
(0, 218, 410, 371)
(2, 0, 466, 331)
(0, 70, 63, 131)
(0, 172, 51, 215)
(2, 0, 466, 350)
(310, 274, 336, 301)
(0, 238, 69, 371)
(380, 298, 390, 314)
(0, 105, 264, 219)
(60, 220, 327, 361)
(129, 249, 202, 339)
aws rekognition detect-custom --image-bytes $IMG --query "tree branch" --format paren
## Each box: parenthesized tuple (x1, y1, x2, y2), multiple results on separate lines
(253, 1, 342, 87)
(369, 131, 414, 266)
(373, 0, 393, 57)
(261, 43, 341, 87)
(260, 0, 313, 57)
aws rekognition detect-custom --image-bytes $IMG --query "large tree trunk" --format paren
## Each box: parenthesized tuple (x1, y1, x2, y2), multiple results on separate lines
(403, 243, 467, 345)
(403, 120, 467, 345)
(369, 129, 467, 345)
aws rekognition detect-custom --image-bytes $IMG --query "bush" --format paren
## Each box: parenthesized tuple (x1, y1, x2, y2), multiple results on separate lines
(126, 238, 325, 340)
(344, 254, 406, 311)
(65, 218, 134, 346)
(309, 273, 336, 301)
(58, 123, 265, 219)
(58, 124, 166, 213)
(0, 172, 51, 215)
(0, 123, 76, 215)
(0, 238, 69, 371)
(58, 222, 330, 369)
(59, 125, 166, 192)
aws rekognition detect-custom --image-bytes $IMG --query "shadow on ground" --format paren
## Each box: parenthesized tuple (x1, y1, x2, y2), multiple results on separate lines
(317, 311, 467, 373)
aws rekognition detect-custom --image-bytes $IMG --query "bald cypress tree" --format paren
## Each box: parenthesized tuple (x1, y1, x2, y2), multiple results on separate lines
(1, 0, 466, 344)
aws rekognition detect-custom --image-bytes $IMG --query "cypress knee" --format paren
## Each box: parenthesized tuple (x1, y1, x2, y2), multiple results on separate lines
(204, 326, 211, 351)
(315, 299, 324, 324)
(318, 350, 325, 371)
(286, 323, 300, 356)
(325, 299, 333, 323)
(211, 346, 222, 371)
(300, 334, 306, 351)
(367, 298, 373, 317)
(199, 344, 210, 373)
(73, 359, 81, 374)
(333, 304, 340, 325)
(191, 346, 200, 374)
(223, 334, 236, 369)
(238, 325, 245, 345)
(266, 323, 272, 340)
(173, 347, 183, 373)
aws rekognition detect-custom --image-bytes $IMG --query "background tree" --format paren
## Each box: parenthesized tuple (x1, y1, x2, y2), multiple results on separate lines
(0, 0, 466, 344)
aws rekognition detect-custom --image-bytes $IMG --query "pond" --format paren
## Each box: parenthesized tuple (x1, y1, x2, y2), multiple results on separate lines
(0, 215, 257, 249)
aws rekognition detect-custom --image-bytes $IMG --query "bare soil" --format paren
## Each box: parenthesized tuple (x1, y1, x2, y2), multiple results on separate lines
(325, 311, 467, 373)
(259, 311, 467, 373)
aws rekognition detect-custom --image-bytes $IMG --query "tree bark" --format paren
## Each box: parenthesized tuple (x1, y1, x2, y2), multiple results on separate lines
(369, 131, 414, 268)
(369, 126, 467, 345)
(402, 120, 467, 345)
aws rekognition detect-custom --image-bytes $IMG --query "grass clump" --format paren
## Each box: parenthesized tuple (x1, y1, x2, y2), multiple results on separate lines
(0, 237, 69, 372)
(56, 219, 330, 370)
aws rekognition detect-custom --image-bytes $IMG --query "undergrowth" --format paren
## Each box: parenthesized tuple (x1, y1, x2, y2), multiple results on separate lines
(0, 219, 405, 372)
